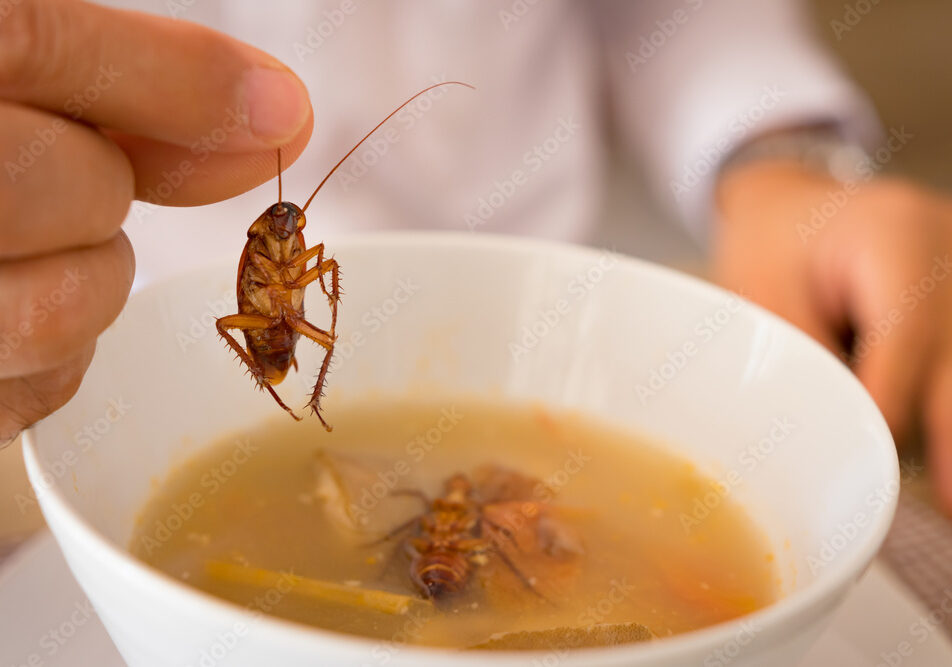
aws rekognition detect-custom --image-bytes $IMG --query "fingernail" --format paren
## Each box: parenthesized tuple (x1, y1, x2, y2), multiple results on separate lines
(242, 67, 310, 144)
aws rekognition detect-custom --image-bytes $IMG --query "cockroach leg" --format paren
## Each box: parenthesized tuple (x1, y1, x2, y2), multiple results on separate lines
(290, 257, 341, 314)
(286, 316, 335, 431)
(324, 260, 341, 331)
(288, 243, 327, 294)
(311, 346, 334, 431)
(479, 518, 550, 601)
(409, 561, 428, 598)
(288, 243, 324, 268)
(483, 532, 550, 602)
(216, 313, 303, 421)
(288, 244, 332, 300)
(247, 252, 283, 282)
(284, 316, 334, 355)
(480, 516, 519, 548)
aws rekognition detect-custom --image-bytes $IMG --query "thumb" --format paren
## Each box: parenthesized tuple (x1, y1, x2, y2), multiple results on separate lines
(0, 0, 311, 150)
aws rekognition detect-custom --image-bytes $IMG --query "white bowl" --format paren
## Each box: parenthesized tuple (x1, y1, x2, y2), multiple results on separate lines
(23, 233, 898, 667)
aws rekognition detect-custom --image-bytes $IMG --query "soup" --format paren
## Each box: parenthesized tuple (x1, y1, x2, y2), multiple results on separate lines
(130, 399, 778, 648)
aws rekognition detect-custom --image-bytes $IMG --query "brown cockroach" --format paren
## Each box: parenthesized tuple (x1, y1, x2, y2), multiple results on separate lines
(215, 82, 473, 430)
(381, 467, 581, 602)
(404, 474, 495, 599)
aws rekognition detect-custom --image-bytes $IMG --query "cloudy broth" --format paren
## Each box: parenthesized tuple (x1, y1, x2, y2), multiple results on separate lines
(130, 398, 778, 648)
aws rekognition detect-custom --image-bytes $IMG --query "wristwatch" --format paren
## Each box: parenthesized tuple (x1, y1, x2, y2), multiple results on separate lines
(721, 126, 872, 184)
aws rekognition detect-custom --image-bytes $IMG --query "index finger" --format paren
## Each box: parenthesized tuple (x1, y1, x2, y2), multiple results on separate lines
(0, 0, 311, 150)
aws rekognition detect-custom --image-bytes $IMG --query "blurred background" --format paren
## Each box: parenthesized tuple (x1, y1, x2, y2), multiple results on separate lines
(810, 0, 951, 193)
(603, 0, 952, 266)
(1, 0, 951, 553)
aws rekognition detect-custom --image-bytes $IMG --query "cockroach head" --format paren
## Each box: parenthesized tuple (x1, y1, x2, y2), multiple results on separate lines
(265, 201, 306, 239)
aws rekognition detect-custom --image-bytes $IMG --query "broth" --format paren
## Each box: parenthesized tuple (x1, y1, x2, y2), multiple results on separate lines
(130, 399, 778, 648)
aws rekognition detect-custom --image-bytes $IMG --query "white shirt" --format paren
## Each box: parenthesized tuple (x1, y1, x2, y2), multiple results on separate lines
(103, 0, 881, 286)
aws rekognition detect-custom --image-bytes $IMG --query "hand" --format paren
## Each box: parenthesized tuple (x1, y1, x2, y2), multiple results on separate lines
(714, 159, 952, 510)
(0, 0, 314, 446)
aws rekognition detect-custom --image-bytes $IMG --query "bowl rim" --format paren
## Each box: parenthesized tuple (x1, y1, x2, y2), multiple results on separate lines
(23, 230, 900, 664)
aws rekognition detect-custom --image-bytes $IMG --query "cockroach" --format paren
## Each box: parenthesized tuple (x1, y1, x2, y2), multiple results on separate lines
(216, 82, 474, 431)
(404, 474, 493, 599)
(380, 467, 579, 602)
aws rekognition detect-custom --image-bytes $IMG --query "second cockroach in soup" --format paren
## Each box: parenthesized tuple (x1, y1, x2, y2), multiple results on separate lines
(215, 82, 474, 430)
(381, 467, 576, 602)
